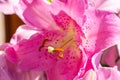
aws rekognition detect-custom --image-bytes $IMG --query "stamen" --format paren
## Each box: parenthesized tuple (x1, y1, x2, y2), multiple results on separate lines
(48, 46, 64, 58)
(60, 38, 73, 48)
(53, 48, 64, 53)
(39, 38, 48, 51)
(48, 46, 64, 54)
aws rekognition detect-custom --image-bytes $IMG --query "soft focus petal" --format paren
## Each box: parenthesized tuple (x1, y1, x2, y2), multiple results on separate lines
(15, 0, 36, 22)
(0, 51, 43, 80)
(23, 0, 57, 30)
(10, 25, 40, 45)
(0, 0, 19, 14)
(79, 67, 120, 80)
(80, 69, 96, 80)
(100, 45, 119, 67)
(83, 10, 120, 55)
(88, 0, 120, 13)
(92, 51, 102, 70)
(0, 51, 11, 80)
(96, 67, 120, 80)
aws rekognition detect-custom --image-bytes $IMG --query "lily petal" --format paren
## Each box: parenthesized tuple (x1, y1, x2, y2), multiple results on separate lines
(88, 0, 120, 13)
(100, 45, 119, 67)
(0, 51, 43, 80)
(0, 0, 19, 14)
(83, 10, 120, 55)
(79, 67, 120, 80)
(10, 25, 40, 45)
(15, 32, 57, 71)
(23, 0, 57, 30)
(96, 67, 120, 80)
(51, 0, 87, 26)
(46, 46, 82, 80)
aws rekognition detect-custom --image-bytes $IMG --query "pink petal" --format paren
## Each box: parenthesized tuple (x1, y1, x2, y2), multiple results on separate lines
(79, 67, 120, 80)
(88, 0, 120, 13)
(116, 59, 120, 71)
(14, 0, 34, 21)
(16, 33, 57, 71)
(51, 0, 87, 26)
(96, 67, 120, 80)
(0, 51, 43, 80)
(10, 25, 40, 45)
(46, 46, 82, 80)
(82, 10, 120, 55)
(0, 0, 19, 14)
(52, 11, 85, 39)
(22, 0, 87, 30)
(100, 45, 119, 67)
(92, 51, 103, 70)
(22, 0, 57, 30)
(5, 46, 19, 63)
(79, 70, 96, 80)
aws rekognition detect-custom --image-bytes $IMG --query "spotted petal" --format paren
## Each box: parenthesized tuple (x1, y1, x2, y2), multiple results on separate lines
(46, 46, 82, 80)
(51, 0, 87, 26)
(15, 33, 57, 71)
(82, 10, 120, 56)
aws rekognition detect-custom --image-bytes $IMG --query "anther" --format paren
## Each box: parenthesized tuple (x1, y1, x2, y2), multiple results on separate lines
(48, 46, 64, 54)
(53, 48, 64, 53)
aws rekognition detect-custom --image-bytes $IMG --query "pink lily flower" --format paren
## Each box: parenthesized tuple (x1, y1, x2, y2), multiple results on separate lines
(1, 0, 120, 80)
(5, 13, 86, 80)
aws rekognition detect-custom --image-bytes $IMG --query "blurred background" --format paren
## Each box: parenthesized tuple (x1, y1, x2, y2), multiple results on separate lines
(0, 12, 24, 44)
